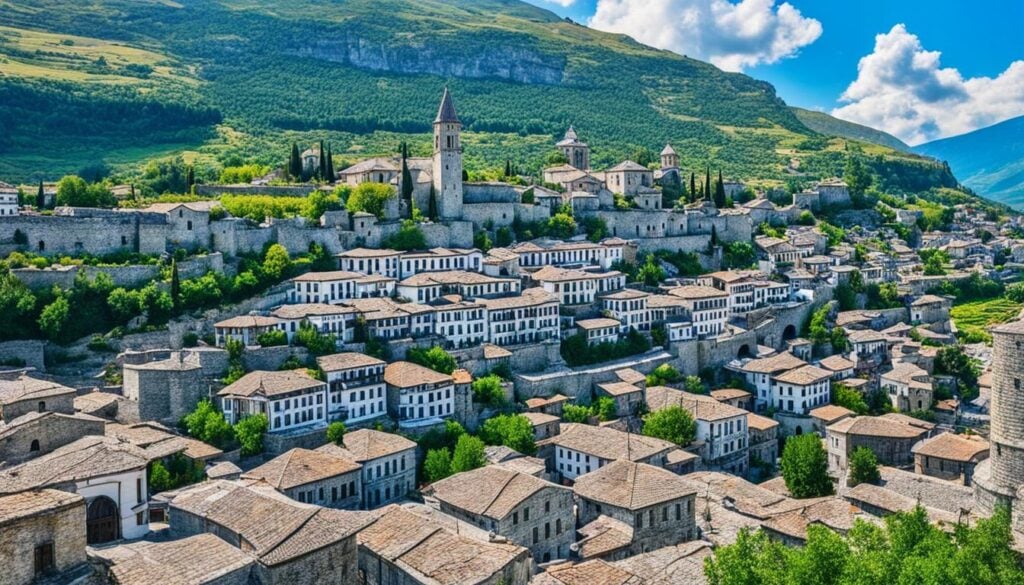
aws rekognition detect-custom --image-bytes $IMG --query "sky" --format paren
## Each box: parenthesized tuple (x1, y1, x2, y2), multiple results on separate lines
(524, 0, 1024, 145)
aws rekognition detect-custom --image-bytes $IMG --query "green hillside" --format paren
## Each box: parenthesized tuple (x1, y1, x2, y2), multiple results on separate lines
(0, 0, 954, 192)
(914, 116, 1024, 208)
(791, 107, 910, 153)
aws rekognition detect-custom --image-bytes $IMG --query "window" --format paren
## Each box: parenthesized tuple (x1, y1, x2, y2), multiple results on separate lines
(524, 507, 529, 521)
(34, 543, 54, 575)
(513, 511, 518, 525)
(30, 439, 40, 452)
(136, 511, 146, 525)
(37, 401, 46, 413)
(137, 478, 144, 503)
(533, 526, 539, 544)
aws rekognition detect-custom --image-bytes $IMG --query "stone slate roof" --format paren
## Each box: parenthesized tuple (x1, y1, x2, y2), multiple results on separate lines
(105, 422, 222, 461)
(738, 352, 807, 374)
(94, 533, 255, 585)
(0, 489, 83, 526)
(169, 480, 372, 566)
(384, 361, 452, 388)
(339, 157, 398, 175)
(746, 412, 779, 431)
(540, 423, 674, 463)
(243, 448, 361, 490)
(0, 374, 75, 405)
(316, 428, 416, 463)
(606, 161, 649, 172)
(614, 541, 713, 585)
(428, 466, 566, 521)
(573, 460, 696, 511)
(0, 436, 149, 493)
(534, 559, 640, 585)
(576, 515, 635, 559)
(646, 386, 746, 422)
(911, 432, 989, 462)
(270, 303, 358, 319)
(434, 87, 459, 124)
(772, 365, 831, 385)
(761, 497, 868, 541)
(357, 505, 526, 585)
(217, 369, 324, 399)
(316, 351, 385, 372)
(818, 355, 855, 372)
(809, 404, 854, 423)
(827, 416, 930, 439)
(213, 315, 282, 328)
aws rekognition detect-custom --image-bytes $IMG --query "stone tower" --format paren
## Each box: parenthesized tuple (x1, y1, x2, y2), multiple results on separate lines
(432, 87, 463, 221)
(661, 144, 679, 169)
(557, 126, 590, 170)
(975, 320, 1024, 531)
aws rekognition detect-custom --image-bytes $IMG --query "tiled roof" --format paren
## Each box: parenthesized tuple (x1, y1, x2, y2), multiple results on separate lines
(613, 541, 713, 585)
(576, 515, 635, 559)
(578, 318, 623, 330)
(738, 352, 807, 374)
(96, 533, 255, 585)
(339, 157, 398, 175)
(316, 352, 385, 372)
(911, 432, 988, 462)
(384, 361, 452, 388)
(105, 422, 222, 461)
(772, 365, 832, 386)
(809, 404, 854, 423)
(217, 369, 324, 398)
(746, 412, 779, 431)
(0, 436, 149, 493)
(574, 460, 697, 510)
(539, 423, 674, 462)
(646, 386, 747, 422)
(667, 285, 728, 300)
(710, 388, 751, 401)
(428, 466, 566, 520)
(169, 481, 372, 566)
(521, 412, 559, 426)
(357, 505, 527, 585)
(597, 381, 642, 396)
(243, 448, 361, 490)
(827, 416, 930, 439)
(315, 428, 416, 462)
(534, 559, 640, 585)
(479, 288, 558, 310)
(0, 489, 83, 526)
(336, 248, 401, 258)
(818, 355, 855, 372)
(270, 304, 356, 320)
(0, 374, 75, 405)
(213, 315, 281, 328)
(290, 270, 365, 282)
(525, 394, 570, 409)
(761, 498, 866, 541)
(606, 160, 649, 172)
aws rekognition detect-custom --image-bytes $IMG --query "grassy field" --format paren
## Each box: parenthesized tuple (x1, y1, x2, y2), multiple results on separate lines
(951, 297, 1023, 343)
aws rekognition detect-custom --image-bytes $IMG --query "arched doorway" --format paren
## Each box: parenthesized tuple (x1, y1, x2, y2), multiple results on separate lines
(737, 344, 752, 359)
(794, 426, 803, 436)
(30, 439, 40, 452)
(783, 324, 797, 340)
(87, 496, 120, 544)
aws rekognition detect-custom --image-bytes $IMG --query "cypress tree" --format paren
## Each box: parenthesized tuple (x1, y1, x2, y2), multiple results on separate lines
(36, 180, 45, 209)
(289, 143, 301, 179)
(186, 166, 195, 194)
(689, 173, 697, 203)
(318, 140, 326, 181)
(400, 142, 413, 203)
(704, 167, 711, 200)
(714, 170, 726, 208)
(462, 169, 469, 182)
(325, 144, 335, 182)
(170, 259, 181, 310)
(504, 160, 512, 177)
(428, 184, 439, 221)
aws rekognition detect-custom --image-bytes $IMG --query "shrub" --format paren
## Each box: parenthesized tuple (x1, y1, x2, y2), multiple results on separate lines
(479, 414, 536, 455)
(423, 448, 452, 482)
(450, 434, 486, 474)
(562, 403, 591, 423)
(642, 406, 696, 446)
(326, 421, 346, 445)
(257, 329, 288, 347)
(471, 374, 505, 405)
(407, 346, 457, 374)
(235, 414, 268, 457)
(781, 433, 833, 498)
(849, 446, 881, 486)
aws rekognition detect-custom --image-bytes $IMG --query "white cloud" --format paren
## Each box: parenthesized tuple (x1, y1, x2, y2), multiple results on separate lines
(540, 0, 577, 6)
(832, 24, 1024, 145)
(588, 0, 822, 72)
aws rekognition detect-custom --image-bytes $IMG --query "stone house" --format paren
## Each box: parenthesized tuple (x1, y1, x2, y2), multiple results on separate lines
(167, 480, 369, 585)
(0, 374, 77, 423)
(604, 161, 654, 196)
(213, 315, 283, 347)
(524, 394, 570, 417)
(733, 352, 808, 411)
(0, 436, 150, 545)
(88, 533, 255, 585)
(338, 158, 398, 187)
(316, 352, 387, 427)
(817, 355, 856, 380)
(427, 466, 575, 562)
(573, 461, 698, 560)
(646, 386, 749, 474)
(880, 362, 933, 412)
(104, 422, 223, 470)
(122, 353, 206, 424)
(0, 411, 105, 465)
(747, 412, 780, 471)
(0, 490, 86, 585)
(142, 202, 213, 252)
(316, 428, 417, 509)
(910, 294, 951, 326)
(770, 365, 832, 416)
(270, 303, 357, 345)
(218, 370, 328, 436)
(242, 448, 362, 509)
(664, 448, 700, 475)
(826, 415, 932, 472)
(912, 432, 989, 486)
(809, 404, 854, 436)
(384, 361, 455, 430)
(577, 318, 623, 346)
(522, 412, 561, 441)
(710, 388, 753, 411)
(595, 381, 644, 417)
(538, 423, 675, 482)
(847, 329, 889, 372)
(356, 504, 532, 585)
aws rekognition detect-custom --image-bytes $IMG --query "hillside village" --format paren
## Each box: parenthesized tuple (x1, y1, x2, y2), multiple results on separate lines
(2, 89, 1024, 585)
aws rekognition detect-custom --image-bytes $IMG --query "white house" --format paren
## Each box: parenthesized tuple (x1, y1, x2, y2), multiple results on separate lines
(532, 266, 625, 306)
(213, 315, 283, 347)
(290, 271, 395, 304)
(218, 370, 328, 434)
(431, 297, 488, 349)
(667, 285, 729, 339)
(336, 248, 403, 279)
(541, 423, 674, 482)
(480, 288, 560, 346)
(770, 365, 832, 415)
(317, 352, 387, 425)
(733, 352, 809, 411)
(270, 303, 357, 344)
(384, 361, 455, 429)
(576, 317, 622, 345)
(602, 289, 651, 331)
(0, 182, 19, 216)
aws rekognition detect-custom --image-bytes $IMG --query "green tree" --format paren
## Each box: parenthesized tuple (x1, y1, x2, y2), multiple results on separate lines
(400, 142, 413, 202)
(683, 375, 707, 394)
(637, 255, 666, 285)
(643, 406, 696, 446)
(424, 448, 453, 482)
(844, 156, 873, 196)
(256, 329, 287, 347)
(849, 446, 880, 486)
(593, 396, 618, 421)
(346, 182, 396, 219)
(38, 293, 70, 342)
(646, 363, 682, 386)
(148, 461, 174, 493)
(495, 227, 513, 247)
(170, 258, 181, 310)
(480, 414, 536, 455)
(713, 170, 726, 208)
(235, 414, 268, 456)
(294, 320, 337, 355)
(289, 142, 302, 180)
(450, 434, 486, 473)
(261, 244, 291, 281)
(546, 212, 577, 239)
(107, 287, 143, 323)
(382, 220, 427, 251)
(326, 421, 346, 445)
(36, 179, 45, 209)
(934, 345, 980, 400)
(471, 374, 505, 405)
(722, 241, 756, 269)
(562, 403, 591, 423)
(427, 184, 439, 220)
(407, 345, 457, 375)
(833, 383, 868, 415)
(182, 399, 234, 448)
(781, 433, 833, 498)
(55, 175, 88, 206)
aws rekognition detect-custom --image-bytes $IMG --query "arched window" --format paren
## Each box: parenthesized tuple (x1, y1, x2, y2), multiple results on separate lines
(30, 439, 40, 452)
(37, 401, 45, 413)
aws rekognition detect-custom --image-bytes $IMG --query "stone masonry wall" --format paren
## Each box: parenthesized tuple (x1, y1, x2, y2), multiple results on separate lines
(0, 495, 86, 585)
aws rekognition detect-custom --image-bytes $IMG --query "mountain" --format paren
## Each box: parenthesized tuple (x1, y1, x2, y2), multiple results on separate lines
(914, 116, 1024, 208)
(0, 0, 952, 193)
(791, 107, 910, 153)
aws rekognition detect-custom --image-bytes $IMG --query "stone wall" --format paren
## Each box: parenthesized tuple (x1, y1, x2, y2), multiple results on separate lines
(0, 212, 167, 257)
(463, 183, 522, 204)
(11, 254, 223, 291)
(195, 184, 321, 197)
(0, 339, 46, 371)
(0, 492, 86, 585)
(263, 424, 329, 456)
(0, 412, 106, 464)
(513, 349, 673, 400)
(241, 346, 311, 372)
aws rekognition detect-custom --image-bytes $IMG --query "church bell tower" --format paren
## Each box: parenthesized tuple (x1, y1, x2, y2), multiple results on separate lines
(432, 88, 464, 221)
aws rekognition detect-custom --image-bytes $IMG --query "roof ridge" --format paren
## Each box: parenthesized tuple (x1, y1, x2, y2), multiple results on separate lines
(481, 468, 518, 518)
(260, 504, 323, 559)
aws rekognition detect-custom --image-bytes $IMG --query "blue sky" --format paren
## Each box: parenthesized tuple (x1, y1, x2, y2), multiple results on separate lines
(524, 0, 1024, 144)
